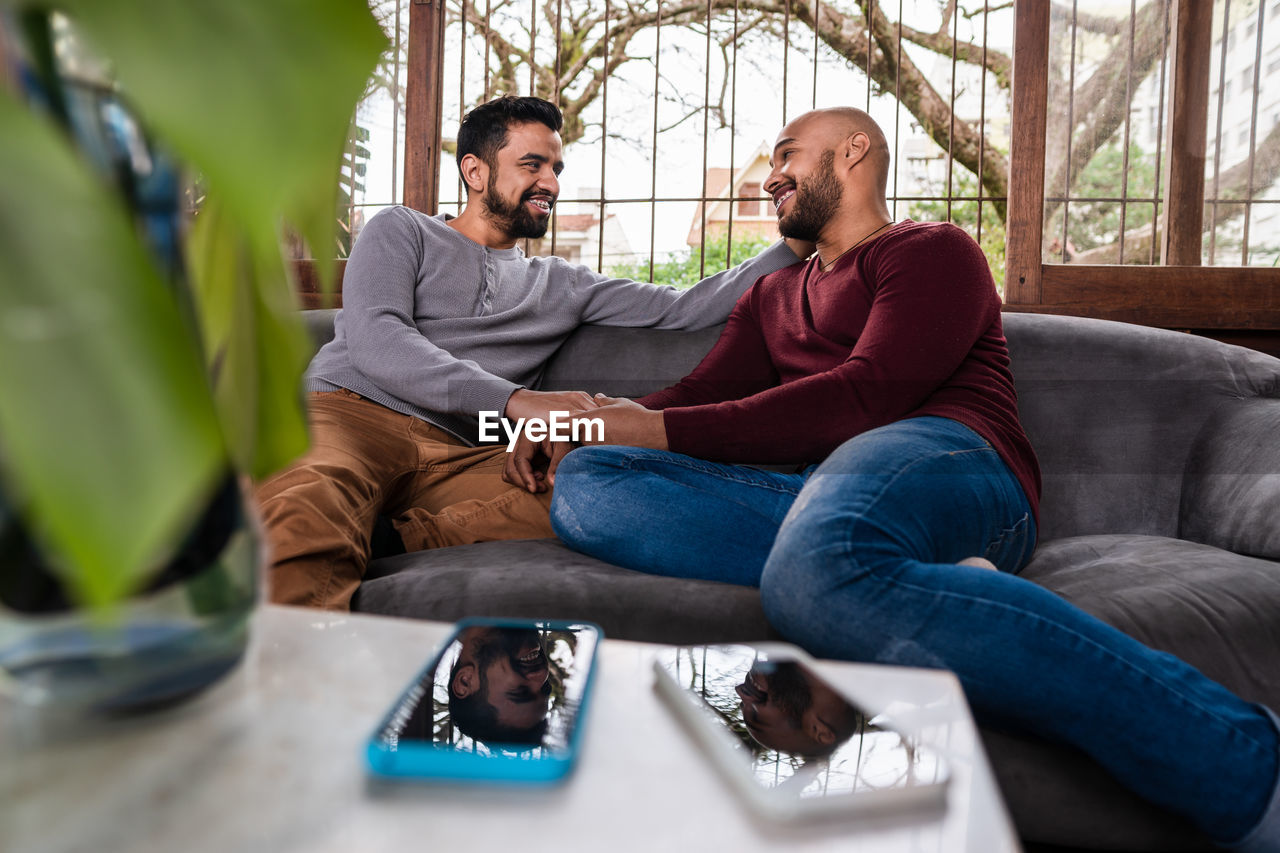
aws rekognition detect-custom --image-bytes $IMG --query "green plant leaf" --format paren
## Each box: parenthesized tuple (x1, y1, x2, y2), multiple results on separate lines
(39, 0, 385, 479)
(55, 0, 387, 292)
(0, 93, 227, 608)
(187, 199, 311, 478)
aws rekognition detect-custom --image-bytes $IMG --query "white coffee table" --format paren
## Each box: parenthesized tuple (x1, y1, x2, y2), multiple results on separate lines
(1, 605, 1021, 853)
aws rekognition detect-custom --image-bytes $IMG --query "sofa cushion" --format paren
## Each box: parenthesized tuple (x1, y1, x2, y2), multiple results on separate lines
(1019, 534, 1280, 709)
(353, 538, 777, 644)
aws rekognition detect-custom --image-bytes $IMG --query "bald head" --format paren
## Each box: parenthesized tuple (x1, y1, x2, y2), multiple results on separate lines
(792, 107, 890, 196)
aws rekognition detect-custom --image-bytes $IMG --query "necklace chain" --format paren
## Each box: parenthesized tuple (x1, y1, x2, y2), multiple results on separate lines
(819, 220, 894, 271)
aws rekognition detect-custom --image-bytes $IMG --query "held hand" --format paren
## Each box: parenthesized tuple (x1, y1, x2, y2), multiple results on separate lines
(501, 432, 548, 493)
(784, 237, 817, 261)
(500, 413, 583, 492)
(573, 394, 668, 450)
(505, 388, 599, 422)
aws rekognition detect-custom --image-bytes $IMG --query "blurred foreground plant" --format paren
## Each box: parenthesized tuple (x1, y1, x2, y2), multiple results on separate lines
(0, 1, 385, 609)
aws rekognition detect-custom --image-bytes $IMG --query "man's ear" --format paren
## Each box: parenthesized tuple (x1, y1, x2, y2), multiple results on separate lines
(809, 717, 837, 747)
(842, 132, 870, 171)
(451, 663, 479, 698)
(459, 153, 488, 195)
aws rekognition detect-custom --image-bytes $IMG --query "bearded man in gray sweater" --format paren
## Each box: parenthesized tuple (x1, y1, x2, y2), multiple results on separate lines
(256, 95, 811, 610)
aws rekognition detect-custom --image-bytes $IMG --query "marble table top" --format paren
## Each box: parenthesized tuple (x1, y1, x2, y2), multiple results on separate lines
(1, 604, 1020, 853)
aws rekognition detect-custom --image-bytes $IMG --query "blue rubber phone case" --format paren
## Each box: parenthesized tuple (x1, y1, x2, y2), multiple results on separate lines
(365, 617, 602, 784)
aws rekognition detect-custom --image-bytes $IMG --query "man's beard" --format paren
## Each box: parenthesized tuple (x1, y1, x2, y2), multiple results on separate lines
(483, 175, 552, 240)
(778, 149, 842, 242)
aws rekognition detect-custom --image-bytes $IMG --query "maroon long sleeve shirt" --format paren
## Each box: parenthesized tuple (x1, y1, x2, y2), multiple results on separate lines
(637, 219, 1042, 522)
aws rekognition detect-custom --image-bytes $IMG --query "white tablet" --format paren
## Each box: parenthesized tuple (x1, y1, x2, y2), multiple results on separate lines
(653, 642, 950, 823)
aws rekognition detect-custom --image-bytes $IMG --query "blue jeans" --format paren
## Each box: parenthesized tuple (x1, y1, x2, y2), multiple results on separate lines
(551, 417, 1279, 846)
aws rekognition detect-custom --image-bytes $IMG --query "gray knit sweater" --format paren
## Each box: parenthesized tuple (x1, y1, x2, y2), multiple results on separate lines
(307, 205, 802, 443)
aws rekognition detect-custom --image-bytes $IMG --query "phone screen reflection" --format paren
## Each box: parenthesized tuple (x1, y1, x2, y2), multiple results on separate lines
(665, 645, 946, 798)
(383, 624, 597, 754)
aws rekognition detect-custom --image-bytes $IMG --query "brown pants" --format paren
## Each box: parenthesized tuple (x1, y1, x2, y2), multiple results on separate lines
(255, 389, 554, 610)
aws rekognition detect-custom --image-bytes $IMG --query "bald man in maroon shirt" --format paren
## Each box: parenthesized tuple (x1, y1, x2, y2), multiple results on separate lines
(543, 108, 1280, 848)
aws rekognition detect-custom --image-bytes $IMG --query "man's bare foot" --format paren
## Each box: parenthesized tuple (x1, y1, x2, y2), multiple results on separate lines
(957, 556, 998, 571)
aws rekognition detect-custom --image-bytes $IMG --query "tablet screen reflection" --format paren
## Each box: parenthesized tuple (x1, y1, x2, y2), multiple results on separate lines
(664, 645, 946, 798)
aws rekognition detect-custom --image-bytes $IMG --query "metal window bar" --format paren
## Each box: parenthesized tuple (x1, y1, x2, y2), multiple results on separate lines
(1149, 0, 1169, 265)
(1208, 0, 1231, 265)
(392, 0, 404, 207)
(977, 0, 988, 246)
(483, 0, 491, 101)
(550, 0, 563, 259)
(458, 0, 466, 210)
(1242, 0, 1267, 264)
(524, 0, 538, 258)
(812, 0, 820, 110)
(945, 2, 958, 222)
(864, 1, 872, 112)
(1118, 0, 1137, 265)
(782, 0, 790, 125)
(726, 0, 739, 268)
(1060, 0, 1079, 265)
(597, 0, 610, 273)
(528, 0, 536, 97)
(699, 0, 712, 280)
(648, 0, 662, 283)
(892, 0, 903, 221)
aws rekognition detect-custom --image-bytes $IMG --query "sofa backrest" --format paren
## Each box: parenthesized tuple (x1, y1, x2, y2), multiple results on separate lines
(541, 312, 1280, 544)
(301, 308, 1280, 546)
(1003, 313, 1280, 542)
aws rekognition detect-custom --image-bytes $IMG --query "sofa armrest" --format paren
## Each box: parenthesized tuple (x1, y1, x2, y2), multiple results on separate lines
(1179, 396, 1280, 559)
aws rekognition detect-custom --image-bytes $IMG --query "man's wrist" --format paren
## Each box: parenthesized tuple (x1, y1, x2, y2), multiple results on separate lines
(649, 408, 669, 451)
(502, 387, 531, 418)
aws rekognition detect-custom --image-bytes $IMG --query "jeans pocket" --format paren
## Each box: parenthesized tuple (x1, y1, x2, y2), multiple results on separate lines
(983, 512, 1032, 572)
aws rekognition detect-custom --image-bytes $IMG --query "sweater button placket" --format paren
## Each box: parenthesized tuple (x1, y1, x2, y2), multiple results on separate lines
(481, 253, 495, 315)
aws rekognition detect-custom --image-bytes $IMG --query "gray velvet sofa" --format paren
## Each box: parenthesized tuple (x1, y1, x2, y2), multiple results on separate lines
(303, 308, 1280, 851)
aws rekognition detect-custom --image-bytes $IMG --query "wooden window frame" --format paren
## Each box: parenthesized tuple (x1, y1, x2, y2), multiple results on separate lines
(403, 0, 446, 215)
(1005, 0, 1280, 347)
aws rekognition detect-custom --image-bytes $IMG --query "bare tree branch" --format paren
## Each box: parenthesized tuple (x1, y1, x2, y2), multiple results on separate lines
(939, 0, 957, 36)
(961, 2, 1013, 21)
(1050, 1, 1127, 36)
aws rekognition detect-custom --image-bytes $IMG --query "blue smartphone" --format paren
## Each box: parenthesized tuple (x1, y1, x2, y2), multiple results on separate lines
(366, 618, 602, 784)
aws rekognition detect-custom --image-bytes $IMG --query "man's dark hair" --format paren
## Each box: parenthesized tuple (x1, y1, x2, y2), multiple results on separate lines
(456, 95, 563, 183)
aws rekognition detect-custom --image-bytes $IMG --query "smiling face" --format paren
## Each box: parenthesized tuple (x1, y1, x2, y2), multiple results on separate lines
(479, 120, 563, 240)
(763, 116, 846, 243)
(449, 627, 552, 744)
(762, 109, 892, 246)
